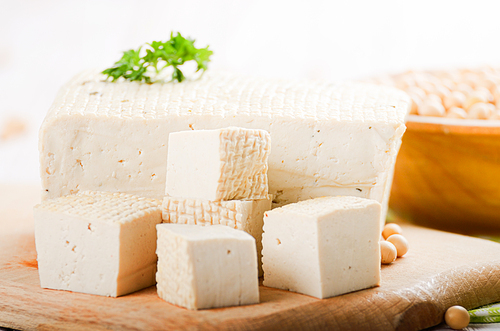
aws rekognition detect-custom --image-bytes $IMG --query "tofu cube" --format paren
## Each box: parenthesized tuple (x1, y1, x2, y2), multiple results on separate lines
(34, 191, 162, 297)
(262, 196, 381, 299)
(156, 224, 259, 310)
(162, 196, 272, 276)
(165, 127, 271, 201)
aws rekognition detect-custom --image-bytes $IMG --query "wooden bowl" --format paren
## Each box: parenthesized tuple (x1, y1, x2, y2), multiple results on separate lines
(389, 115, 500, 235)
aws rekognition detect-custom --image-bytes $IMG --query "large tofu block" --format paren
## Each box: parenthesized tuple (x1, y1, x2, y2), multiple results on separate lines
(162, 196, 272, 276)
(34, 191, 162, 297)
(156, 224, 259, 310)
(166, 127, 270, 201)
(39, 71, 409, 227)
(262, 196, 381, 299)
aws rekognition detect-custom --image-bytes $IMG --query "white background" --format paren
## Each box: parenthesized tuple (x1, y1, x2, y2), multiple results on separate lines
(1, 0, 500, 183)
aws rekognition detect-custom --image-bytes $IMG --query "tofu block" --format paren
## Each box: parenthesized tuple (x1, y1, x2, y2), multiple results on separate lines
(39, 71, 409, 228)
(156, 224, 259, 310)
(162, 196, 271, 276)
(262, 196, 381, 299)
(33, 191, 162, 297)
(166, 127, 271, 201)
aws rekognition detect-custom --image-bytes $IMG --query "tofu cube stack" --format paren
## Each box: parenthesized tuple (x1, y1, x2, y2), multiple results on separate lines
(158, 127, 271, 309)
(162, 127, 272, 277)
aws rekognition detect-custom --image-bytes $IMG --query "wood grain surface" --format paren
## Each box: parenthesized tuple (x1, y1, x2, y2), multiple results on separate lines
(2, 184, 500, 331)
(390, 119, 500, 235)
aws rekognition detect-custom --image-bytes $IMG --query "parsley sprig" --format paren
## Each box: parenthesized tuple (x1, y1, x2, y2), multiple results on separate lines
(102, 32, 213, 83)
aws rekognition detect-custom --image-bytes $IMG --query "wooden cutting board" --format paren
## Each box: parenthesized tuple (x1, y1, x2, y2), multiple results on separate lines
(2, 184, 500, 331)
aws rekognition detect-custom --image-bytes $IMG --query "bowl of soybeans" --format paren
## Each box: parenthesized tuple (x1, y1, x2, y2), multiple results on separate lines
(379, 68, 500, 235)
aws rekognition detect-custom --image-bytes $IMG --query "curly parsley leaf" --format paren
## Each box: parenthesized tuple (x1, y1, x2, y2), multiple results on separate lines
(102, 32, 213, 83)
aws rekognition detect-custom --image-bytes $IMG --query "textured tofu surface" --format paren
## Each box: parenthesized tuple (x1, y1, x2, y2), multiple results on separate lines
(39, 71, 409, 222)
(156, 224, 259, 310)
(262, 196, 381, 299)
(34, 191, 162, 297)
(34, 191, 162, 223)
(162, 196, 271, 276)
(166, 127, 270, 201)
(42, 71, 409, 123)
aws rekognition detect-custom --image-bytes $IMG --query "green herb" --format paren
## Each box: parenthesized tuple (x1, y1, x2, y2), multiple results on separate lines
(102, 32, 213, 83)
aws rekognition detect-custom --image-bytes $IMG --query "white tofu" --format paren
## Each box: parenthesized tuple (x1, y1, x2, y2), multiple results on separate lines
(39, 71, 409, 227)
(262, 196, 381, 299)
(156, 224, 259, 310)
(162, 196, 271, 276)
(33, 191, 162, 297)
(166, 127, 270, 201)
